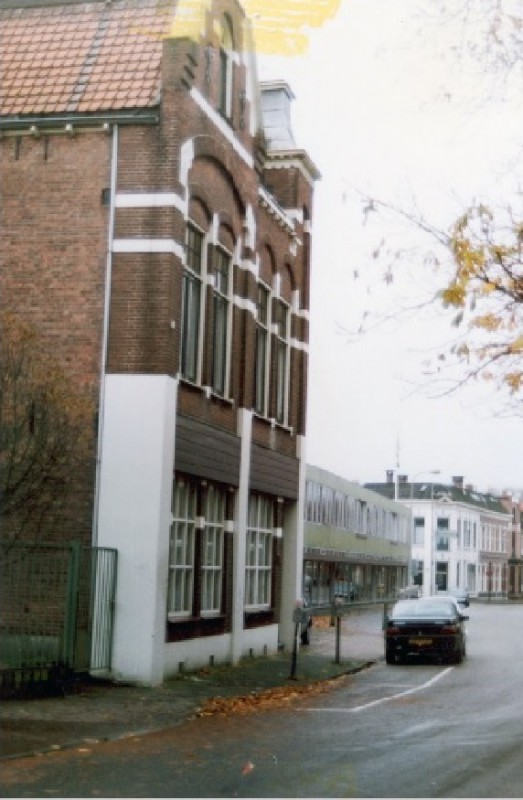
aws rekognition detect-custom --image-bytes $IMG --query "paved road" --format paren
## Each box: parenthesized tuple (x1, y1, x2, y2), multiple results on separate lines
(1, 603, 522, 797)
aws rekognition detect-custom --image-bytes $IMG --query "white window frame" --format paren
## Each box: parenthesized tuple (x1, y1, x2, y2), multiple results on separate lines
(245, 495, 274, 610)
(180, 223, 206, 384)
(254, 282, 270, 416)
(211, 245, 232, 396)
(201, 485, 225, 616)
(273, 298, 290, 426)
(167, 479, 197, 619)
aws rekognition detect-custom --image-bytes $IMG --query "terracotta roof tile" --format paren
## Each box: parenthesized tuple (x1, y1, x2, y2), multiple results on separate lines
(0, 0, 178, 118)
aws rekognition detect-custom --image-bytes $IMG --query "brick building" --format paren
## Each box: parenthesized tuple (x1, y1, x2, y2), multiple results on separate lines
(1, 0, 319, 684)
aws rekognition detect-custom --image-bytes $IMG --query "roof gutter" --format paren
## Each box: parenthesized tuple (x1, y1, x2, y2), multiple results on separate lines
(0, 111, 159, 134)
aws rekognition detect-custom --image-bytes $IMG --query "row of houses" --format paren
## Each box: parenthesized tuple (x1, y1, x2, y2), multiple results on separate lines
(365, 473, 522, 600)
(303, 468, 521, 610)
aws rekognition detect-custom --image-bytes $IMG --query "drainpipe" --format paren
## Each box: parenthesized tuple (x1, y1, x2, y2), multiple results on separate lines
(92, 124, 118, 546)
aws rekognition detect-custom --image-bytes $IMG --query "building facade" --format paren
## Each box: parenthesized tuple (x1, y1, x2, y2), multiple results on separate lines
(304, 465, 411, 604)
(501, 495, 523, 599)
(1, 0, 318, 684)
(366, 474, 512, 599)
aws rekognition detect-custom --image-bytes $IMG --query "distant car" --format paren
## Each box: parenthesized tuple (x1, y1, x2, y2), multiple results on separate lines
(333, 582, 356, 602)
(446, 588, 470, 608)
(384, 596, 468, 665)
(396, 585, 420, 599)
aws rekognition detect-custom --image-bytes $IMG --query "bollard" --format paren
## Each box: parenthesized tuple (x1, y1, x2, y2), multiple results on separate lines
(335, 614, 341, 664)
(289, 621, 300, 680)
(289, 602, 308, 680)
(332, 596, 343, 664)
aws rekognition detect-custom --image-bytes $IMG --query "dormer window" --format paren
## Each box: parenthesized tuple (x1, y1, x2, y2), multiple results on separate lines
(218, 14, 234, 119)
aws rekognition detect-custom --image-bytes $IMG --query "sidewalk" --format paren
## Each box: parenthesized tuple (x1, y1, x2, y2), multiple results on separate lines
(0, 608, 384, 760)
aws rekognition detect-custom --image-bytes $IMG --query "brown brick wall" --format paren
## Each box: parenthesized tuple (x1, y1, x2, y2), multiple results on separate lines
(1, 130, 111, 545)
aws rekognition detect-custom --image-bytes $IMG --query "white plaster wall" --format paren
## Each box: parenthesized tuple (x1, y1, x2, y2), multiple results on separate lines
(279, 435, 306, 649)
(163, 626, 279, 678)
(164, 635, 233, 677)
(241, 624, 279, 656)
(96, 374, 177, 685)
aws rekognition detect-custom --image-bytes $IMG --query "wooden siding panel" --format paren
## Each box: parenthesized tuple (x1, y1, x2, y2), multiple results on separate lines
(175, 415, 241, 486)
(250, 443, 298, 500)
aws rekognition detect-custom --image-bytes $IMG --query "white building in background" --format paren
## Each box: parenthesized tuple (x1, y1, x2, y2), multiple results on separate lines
(366, 474, 512, 598)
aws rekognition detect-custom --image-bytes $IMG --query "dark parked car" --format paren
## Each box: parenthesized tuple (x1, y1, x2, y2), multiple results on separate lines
(447, 588, 470, 608)
(384, 596, 468, 665)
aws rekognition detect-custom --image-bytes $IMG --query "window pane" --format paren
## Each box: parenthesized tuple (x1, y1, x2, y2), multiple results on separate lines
(245, 496, 274, 609)
(201, 485, 225, 614)
(168, 480, 196, 617)
(211, 251, 230, 395)
(254, 328, 267, 414)
(181, 225, 203, 381)
(181, 275, 200, 380)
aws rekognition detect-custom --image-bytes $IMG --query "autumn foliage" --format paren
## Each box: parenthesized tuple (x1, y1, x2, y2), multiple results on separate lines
(443, 204, 523, 396)
(0, 312, 93, 545)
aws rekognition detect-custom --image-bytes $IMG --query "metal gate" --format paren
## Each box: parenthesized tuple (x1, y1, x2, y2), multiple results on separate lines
(0, 543, 117, 691)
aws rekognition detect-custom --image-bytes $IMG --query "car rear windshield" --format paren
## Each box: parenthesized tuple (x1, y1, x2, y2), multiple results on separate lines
(392, 600, 456, 617)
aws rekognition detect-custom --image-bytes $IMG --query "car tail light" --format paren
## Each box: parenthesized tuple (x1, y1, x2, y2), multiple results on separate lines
(441, 624, 459, 634)
(386, 626, 401, 636)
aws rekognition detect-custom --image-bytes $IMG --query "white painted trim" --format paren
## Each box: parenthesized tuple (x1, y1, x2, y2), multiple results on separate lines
(239, 258, 258, 278)
(190, 87, 254, 168)
(234, 295, 257, 316)
(113, 238, 184, 261)
(258, 186, 295, 232)
(115, 192, 186, 212)
(290, 337, 309, 353)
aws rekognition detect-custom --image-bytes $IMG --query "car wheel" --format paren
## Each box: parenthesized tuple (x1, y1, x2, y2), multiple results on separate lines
(385, 647, 395, 665)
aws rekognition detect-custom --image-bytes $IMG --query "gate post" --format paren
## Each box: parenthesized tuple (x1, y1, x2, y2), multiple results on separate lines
(63, 543, 81, 668)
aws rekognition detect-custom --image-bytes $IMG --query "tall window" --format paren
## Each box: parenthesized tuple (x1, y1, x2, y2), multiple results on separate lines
(436, 517, 449, 551)
(201, 485, 225, 615)
(180, 225, 204, 382)
(167, 479, 197, 618)
(254, 284, 270, 415)
(273, 299, 289, 425)
(413, 517, 425, 545)
(218, 15, 234, 118)
(211, 247, 231, 395)
(245, 495, 274, 609)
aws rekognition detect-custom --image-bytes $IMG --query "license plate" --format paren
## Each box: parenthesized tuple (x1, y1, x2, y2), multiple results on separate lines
(408, 637, 432, 646)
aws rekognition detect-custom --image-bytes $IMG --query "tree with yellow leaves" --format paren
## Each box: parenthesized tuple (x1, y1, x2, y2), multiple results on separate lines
(442, 203, 523, 396)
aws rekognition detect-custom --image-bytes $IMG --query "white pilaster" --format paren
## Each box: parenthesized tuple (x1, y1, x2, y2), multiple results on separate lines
(96, 374, 177, 685)
(279, 434, 306, 649)
(232, 408, 252, 664)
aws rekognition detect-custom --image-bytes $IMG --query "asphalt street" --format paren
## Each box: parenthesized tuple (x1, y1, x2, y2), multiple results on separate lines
(2, 603, 523, 798)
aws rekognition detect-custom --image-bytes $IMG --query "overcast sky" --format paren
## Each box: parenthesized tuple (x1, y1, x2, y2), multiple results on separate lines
(257, 0, 523, 496)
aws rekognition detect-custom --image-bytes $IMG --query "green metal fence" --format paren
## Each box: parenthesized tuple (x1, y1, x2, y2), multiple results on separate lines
(0, 543, 117, 691)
